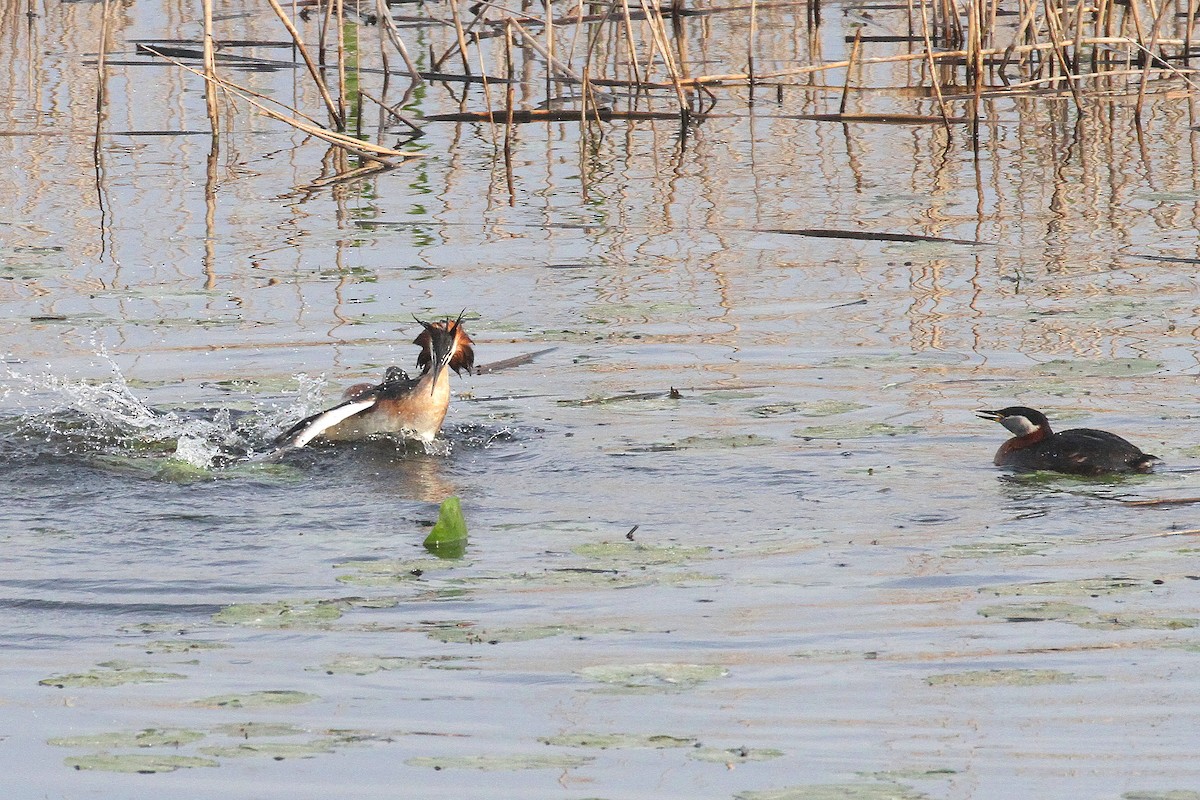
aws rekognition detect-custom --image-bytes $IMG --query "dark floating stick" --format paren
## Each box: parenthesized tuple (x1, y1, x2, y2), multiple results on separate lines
(758, 228, 992, 246)
(474, 347, 558, 374)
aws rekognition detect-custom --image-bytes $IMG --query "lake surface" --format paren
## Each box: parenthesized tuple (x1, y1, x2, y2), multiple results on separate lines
(2, 1, 1199, 798)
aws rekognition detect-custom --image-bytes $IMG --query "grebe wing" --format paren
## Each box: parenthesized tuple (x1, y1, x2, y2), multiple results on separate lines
(276, 397, 378, 450)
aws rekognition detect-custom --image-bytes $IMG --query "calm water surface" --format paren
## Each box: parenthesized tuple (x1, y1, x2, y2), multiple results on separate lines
(2, 1, 1199, 798)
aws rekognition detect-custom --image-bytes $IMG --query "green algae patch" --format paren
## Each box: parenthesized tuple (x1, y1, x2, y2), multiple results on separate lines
(792, 649, 866, 662)
(199, 740, 336, 759)
(309, 653, 473, 675)
(1077, 613, 1198, 631)
(39, 666, 187, 689)
(982, 577, 1152, 597)
(977, 601, 1096, 623)
(863, 769, 956, 781)
(673, 433, 772, 449)
(942, 541, 1050, 558)
(123, 639, 230, 654)
(1032, 358, 1162, 377)
(424, 496, 468, 557)
(689, 746, 786, 763)
(1124, 792, 1200, 800)
(48, 728, 205, 749)
(190, 690, 318, 709)
(336, 557, 462, 585)
(64, 753, 218, 773)
(750, 400, 866, 418)
(405, 753, 593, 771)
(451, 568, 719, 591)
(794, 422, 920, 440)
(925, 669, 1085, 687)
(621, 433, 773, 452)
(539, 732, 699, 749)
(736, 784, 926, 800)
(427, 623, 586, 645)
(212, 599, 343, 628)
(212, 722, 308, 738)
(572, 541, 712, 565)
(577, 663, 728, 692)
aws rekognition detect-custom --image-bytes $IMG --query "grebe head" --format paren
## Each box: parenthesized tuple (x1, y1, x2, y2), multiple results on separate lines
(414, 313, 475, 387)
(976, 406, 1051, 437)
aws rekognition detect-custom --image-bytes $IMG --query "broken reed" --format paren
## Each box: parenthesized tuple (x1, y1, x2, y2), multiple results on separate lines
(417, 0, 1197, 124)
(140, 0, 1199, 157)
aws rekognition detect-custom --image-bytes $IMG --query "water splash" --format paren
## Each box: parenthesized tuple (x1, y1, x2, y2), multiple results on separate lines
(1, 355, 509, 471)
(0, 356, 323, 470)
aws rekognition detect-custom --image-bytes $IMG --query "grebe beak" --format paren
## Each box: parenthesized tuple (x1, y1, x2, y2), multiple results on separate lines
(975, 409, 1003, 422)
(430, 342, 454, 395)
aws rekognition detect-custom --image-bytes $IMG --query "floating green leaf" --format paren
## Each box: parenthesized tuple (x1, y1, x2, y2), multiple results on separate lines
(190, 690, 318, 709)
(309, 654, 472, 675)
(198, 741, 336, 759)
(428, 624, 581, 644)
(64, 753, 218, 773)
(672, 434, 772, 449)
(539, 732, 699, 749)
(335, 557, 461, 586)
(977, 602, 1095, 623)
(212, 722, 307, 738)
(863, 770, 956, 781)
(941, 542, 1050, 559)
(405, 753, 593, 771)
(123, 639, 229, 654)
(39, 667, 186, 689)
(1032, 358, 1162, 377)
(982, 577, 1151, 597)
(1077, 614, 1198, 631)
(750, 400, 866, 418)
(212, 599, 343, 628)
(689, 746, 786, 763)
(794, 422, 920, 440)
(736, 783, 926, 800)
(925, 669, 1085, 687)
(572, 541, 712, 565)
(48, 728, 205, 749)
(577, 663, 728, 692)
(424, 496, 468, 557)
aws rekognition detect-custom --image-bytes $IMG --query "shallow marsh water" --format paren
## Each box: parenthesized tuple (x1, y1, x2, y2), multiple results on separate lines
(2, 1, 1200, 798)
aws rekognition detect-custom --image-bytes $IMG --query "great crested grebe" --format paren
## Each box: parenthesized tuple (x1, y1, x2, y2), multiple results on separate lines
(977, 406, 1158, 475)
(277, 315, 474, 449)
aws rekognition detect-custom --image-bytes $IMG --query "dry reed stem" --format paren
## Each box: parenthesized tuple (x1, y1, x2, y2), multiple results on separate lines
(619, 0, 644, 87)
(358, 89, 424, 133)
(637, 0, 692, 118)
(748, 0, 759, 85)
(840, 29, 862, 114)
(447, 0, 473, 76)
(1136, 0, 1174, 117)
(674, 34, 1193, 88)
(142, 46, 418, 161)
(473, 30, 500, 151)
(510, 18, 584, 84)
(264, 0, 344, 128)
(918, 0, 952, 130)
(375, 0, 423, 83)
(336, 0, 347, 131)
(503, 20, 516, 202)
(202, 0, 219, 134)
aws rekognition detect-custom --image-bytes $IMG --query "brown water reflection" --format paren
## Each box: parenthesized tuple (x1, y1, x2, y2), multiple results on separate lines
(2, 1, 1200, 798)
